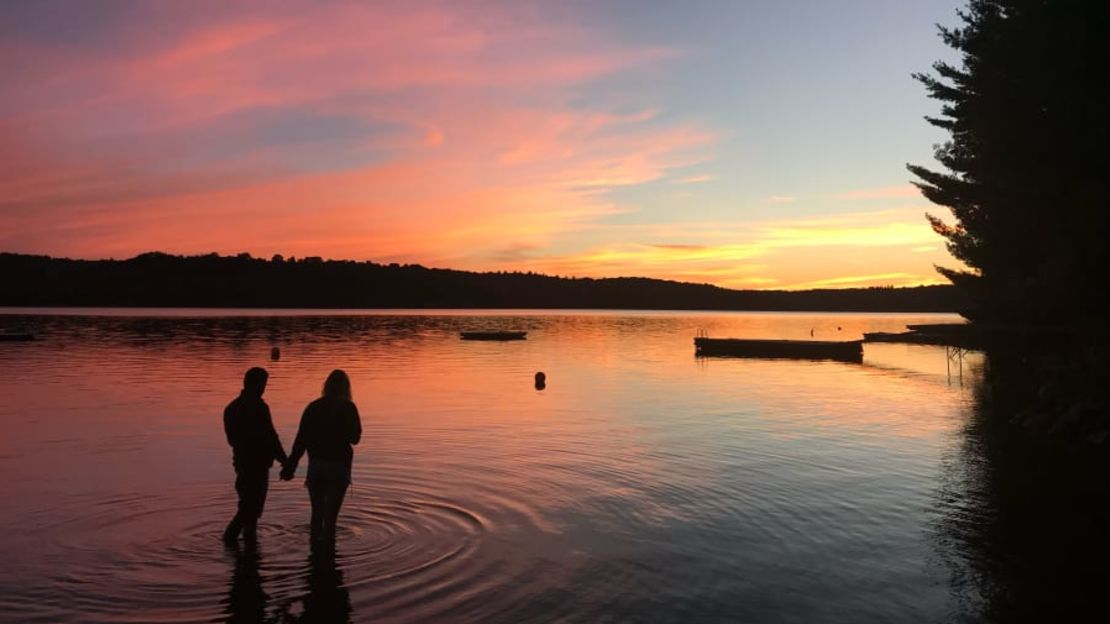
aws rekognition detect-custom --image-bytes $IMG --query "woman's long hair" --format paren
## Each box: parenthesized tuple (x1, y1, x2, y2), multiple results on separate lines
(322, 369, 352, 401)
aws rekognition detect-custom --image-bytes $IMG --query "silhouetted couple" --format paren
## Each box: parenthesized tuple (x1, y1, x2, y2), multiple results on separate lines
(223, 367, 362, 547)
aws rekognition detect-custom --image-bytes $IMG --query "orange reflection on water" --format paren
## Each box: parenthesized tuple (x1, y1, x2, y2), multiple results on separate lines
(0, 310, 985, 622)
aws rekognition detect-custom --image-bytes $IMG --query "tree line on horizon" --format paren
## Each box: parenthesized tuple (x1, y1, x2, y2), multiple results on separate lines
(0, 252, 961, 312)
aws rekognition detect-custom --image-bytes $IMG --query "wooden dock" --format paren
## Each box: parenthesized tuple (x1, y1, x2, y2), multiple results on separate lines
(694, 337, 863, 362)
(863, 324, 981, 349)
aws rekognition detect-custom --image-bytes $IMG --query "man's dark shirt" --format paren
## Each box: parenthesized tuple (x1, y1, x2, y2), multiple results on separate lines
(224, 392, 287, 473)
(287, 397, 362, 469)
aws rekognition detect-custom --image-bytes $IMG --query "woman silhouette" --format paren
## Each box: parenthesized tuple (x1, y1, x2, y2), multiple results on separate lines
(281, 370, 362, 545)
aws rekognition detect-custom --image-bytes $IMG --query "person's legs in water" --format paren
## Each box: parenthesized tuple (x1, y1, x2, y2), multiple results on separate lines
(307, 480, 348, 545)
(226, 469, 269, 544)
(223, 513, 242, 544)
(308, 481, 327, 544)
(241, 474, 269, 542)
(323, 482, 349, 542)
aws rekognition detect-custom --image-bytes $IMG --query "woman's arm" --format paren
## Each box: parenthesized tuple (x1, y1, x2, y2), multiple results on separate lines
(349, 403, 362, 445)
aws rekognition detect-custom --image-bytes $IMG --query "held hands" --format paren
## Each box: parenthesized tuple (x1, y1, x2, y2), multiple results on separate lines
(279, 460, 296, 481)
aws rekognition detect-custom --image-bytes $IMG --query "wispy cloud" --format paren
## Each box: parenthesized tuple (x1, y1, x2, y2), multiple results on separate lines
(789, 272, 946, 289)
(499, 208, 958, 289)
(0, 2, 959, 291)
(767, 195, 797, 203)
(0, 0, 712, 262)
(833, 184, 920, 200)
(673, 174, 714, 184)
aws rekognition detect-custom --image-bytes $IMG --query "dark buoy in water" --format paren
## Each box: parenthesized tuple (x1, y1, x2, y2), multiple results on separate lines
(271, 347, 281, 361)
(534, 371, 546, 390)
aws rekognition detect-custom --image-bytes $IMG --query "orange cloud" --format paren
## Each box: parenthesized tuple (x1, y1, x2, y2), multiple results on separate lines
(787, 272, 941, 289)
(500, 208, 958, 289)
(0, 1, 712, 269)
(0, 3, 955, 292)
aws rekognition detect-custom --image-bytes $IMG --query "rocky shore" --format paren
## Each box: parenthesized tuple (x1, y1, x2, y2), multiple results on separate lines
(998, 346, 1110, 445)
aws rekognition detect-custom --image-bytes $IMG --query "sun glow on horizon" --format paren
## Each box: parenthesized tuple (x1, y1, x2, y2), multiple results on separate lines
(0, 0, 964, 290)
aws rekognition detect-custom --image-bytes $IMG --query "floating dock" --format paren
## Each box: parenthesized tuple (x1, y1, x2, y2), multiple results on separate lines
(905, 323, 971, 334)
(864, 324, 981, 349)
(460, 331, 527, 341)
(863, 331, 954, 345)
(694, 337, 863, 362)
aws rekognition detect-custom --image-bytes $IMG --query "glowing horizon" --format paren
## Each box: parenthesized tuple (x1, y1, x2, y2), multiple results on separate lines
(0, 0, 964, 290)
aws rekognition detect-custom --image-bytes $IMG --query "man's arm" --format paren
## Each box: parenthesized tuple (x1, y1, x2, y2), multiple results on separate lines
(223, 404, 238, 448)
(263, 403, 288, 465)
(280, 406, 309, 480)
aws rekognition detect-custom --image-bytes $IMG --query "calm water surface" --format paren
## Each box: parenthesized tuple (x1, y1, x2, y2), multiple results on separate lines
(0, 309, 1106, 623)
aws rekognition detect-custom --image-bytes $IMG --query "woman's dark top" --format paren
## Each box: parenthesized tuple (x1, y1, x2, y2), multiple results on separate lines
(286, 397, 361, 483)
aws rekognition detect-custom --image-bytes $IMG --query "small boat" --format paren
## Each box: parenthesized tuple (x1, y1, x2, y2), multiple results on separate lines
(460, 331, 527, 341)
(0, 330, 35, 342)
(694, 337, 862, 362)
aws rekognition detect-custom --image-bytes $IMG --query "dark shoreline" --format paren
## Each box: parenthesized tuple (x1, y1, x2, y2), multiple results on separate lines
(0, 306, 964, 316)
(0, 251, 963, 313)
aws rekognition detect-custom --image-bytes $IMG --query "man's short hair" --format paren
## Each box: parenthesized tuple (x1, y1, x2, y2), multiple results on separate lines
(243, 367, 269, 392)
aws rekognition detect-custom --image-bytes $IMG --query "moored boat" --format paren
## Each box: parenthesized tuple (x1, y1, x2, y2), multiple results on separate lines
(694, 337, 863, 362)
(460, 331, 527, 341)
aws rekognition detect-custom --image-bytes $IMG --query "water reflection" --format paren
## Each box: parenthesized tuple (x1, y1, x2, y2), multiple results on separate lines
(3, 310, 1104, 622)
(223, 542, 354, 624)
(295, 546, 352, 624)
(224, 544, 269, 624)
(934, 351, 1110, 621)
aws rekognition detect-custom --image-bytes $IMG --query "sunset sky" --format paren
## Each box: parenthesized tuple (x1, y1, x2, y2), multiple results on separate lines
(1, 0, 965, 289)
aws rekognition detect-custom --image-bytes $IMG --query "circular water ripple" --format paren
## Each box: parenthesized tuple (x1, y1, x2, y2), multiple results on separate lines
(0, 475, 554, 623)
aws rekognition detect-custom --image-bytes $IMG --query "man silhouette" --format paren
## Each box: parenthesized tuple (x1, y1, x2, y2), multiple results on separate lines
(223, 367, 288, 544)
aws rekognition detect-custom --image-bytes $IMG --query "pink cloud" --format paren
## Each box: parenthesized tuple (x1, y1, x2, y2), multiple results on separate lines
(0, 1, 711, 267)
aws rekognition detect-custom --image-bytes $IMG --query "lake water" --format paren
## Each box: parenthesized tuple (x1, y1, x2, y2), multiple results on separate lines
(0, 309, 1106, 623)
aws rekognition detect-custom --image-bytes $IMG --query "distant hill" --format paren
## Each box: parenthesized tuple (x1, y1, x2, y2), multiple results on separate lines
(0, 252, 963, 312)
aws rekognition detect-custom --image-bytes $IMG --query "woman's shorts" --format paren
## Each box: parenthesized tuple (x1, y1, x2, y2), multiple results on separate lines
(306, 458, 351, 485)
